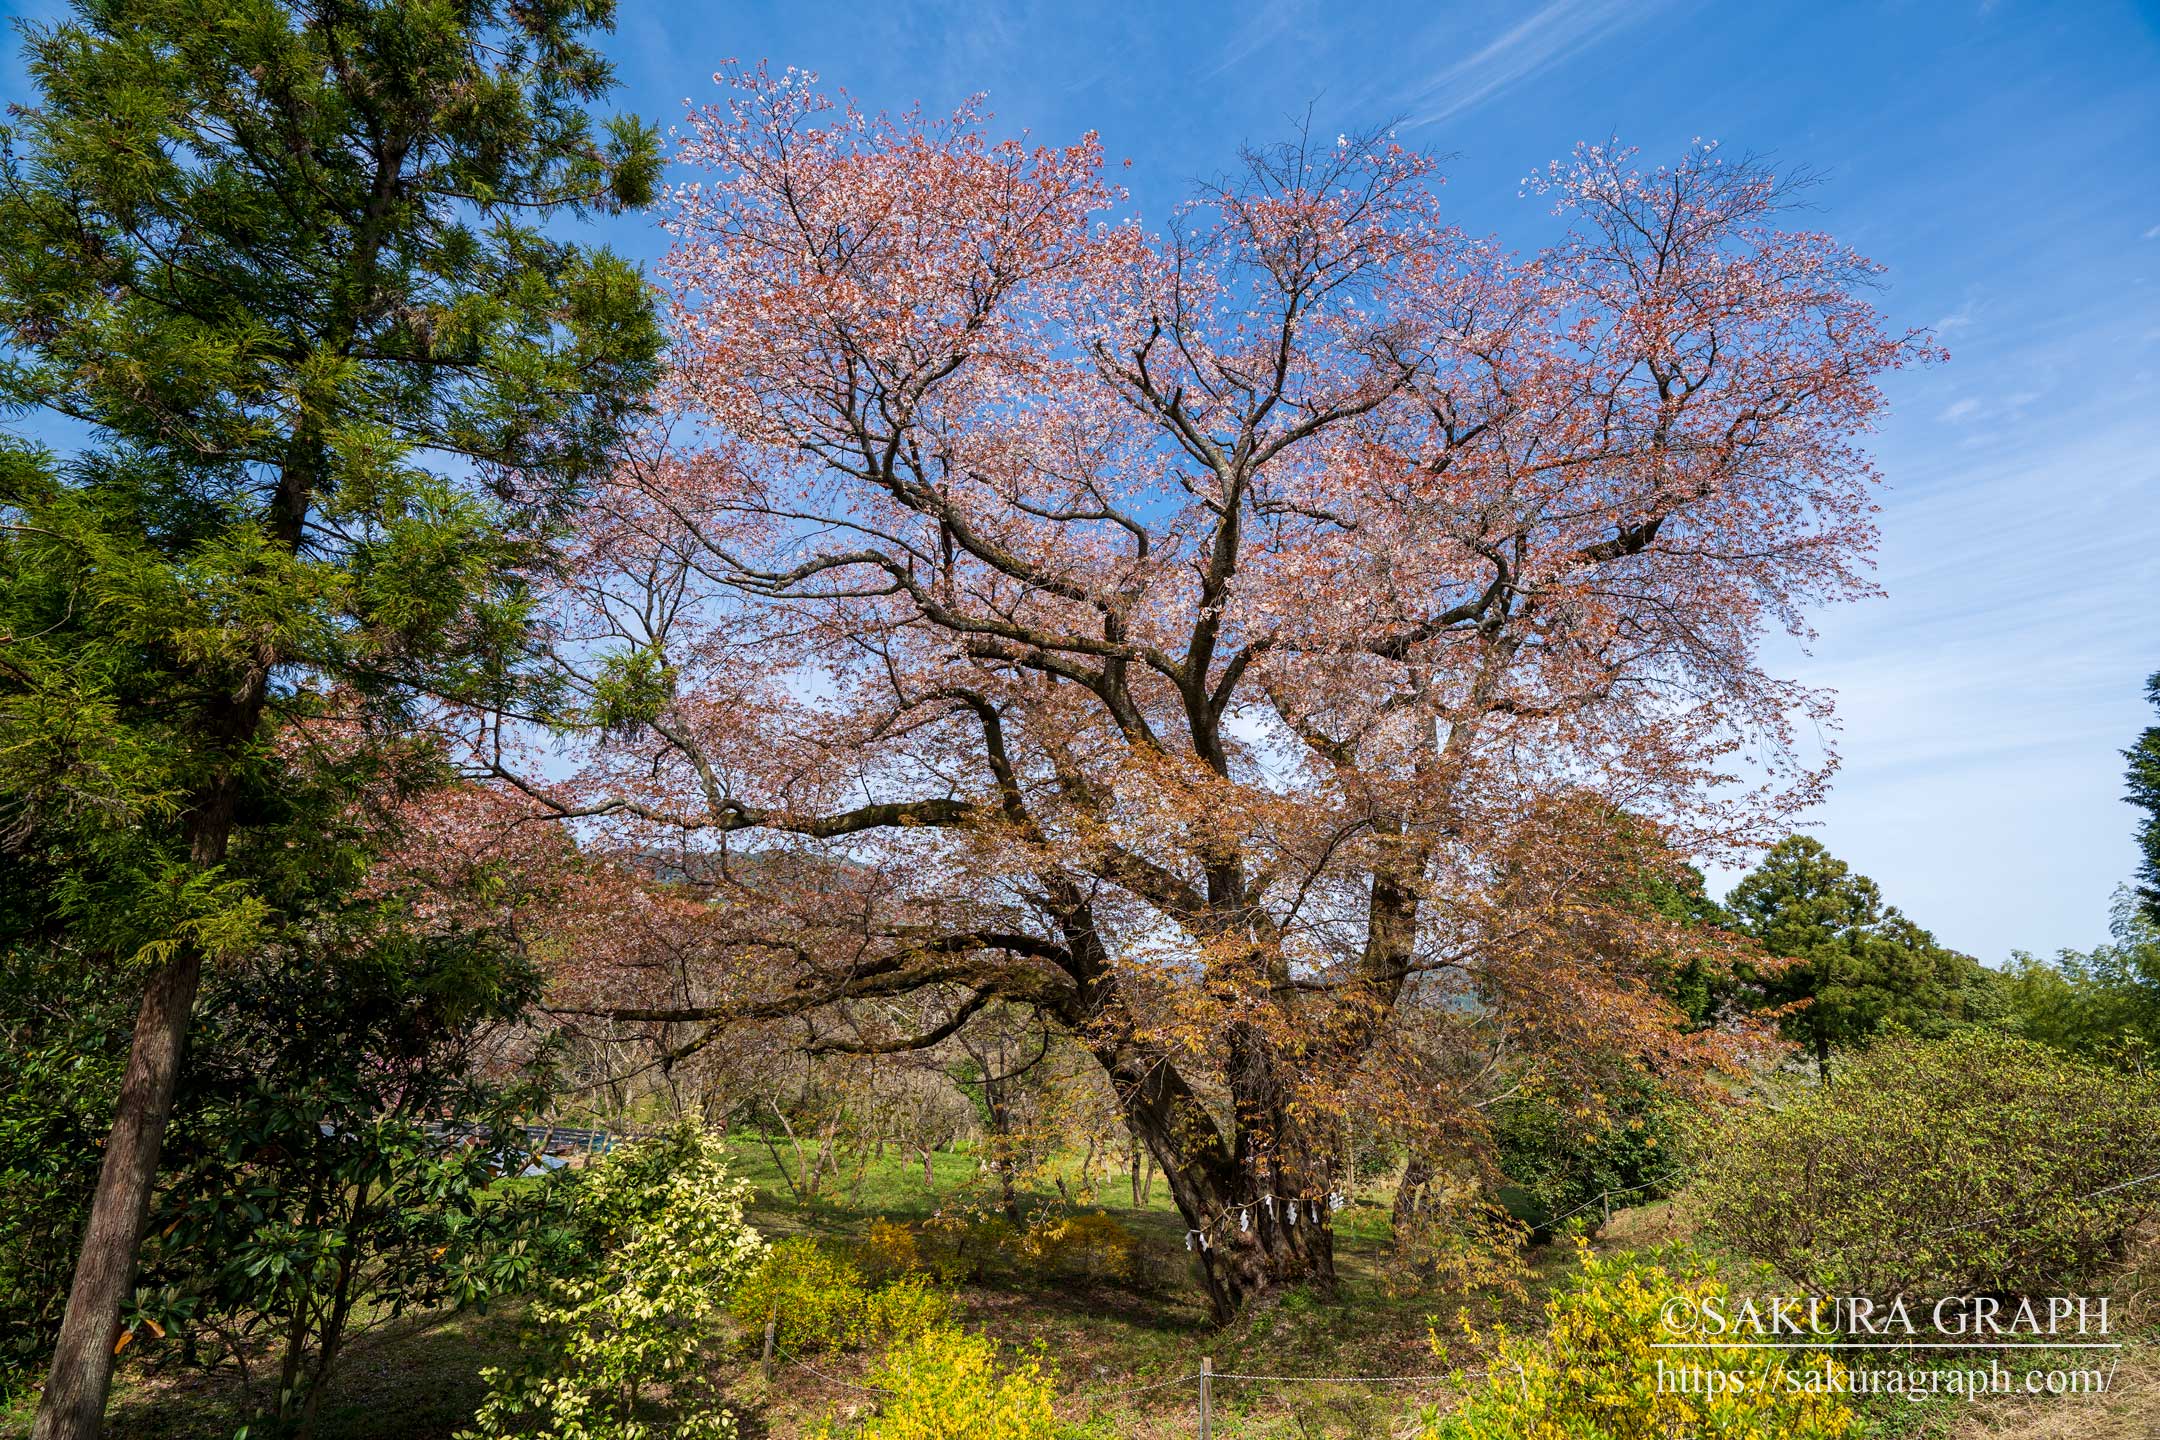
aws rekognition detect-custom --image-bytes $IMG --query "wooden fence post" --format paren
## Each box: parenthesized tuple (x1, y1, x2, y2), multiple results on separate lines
(762, 1319, 776, 1378)
(1199, 1355, 1212, 1440)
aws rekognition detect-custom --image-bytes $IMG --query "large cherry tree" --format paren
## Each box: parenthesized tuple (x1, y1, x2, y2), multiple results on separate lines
(481, 71, 1929, 1317)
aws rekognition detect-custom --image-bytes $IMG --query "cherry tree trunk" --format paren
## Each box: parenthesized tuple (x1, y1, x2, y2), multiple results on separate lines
(1100, 1032, 1337, 1321)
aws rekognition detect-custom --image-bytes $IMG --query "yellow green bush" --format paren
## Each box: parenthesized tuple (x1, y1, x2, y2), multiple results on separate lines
(865, 1273, 955, 1341)
(898, 1212, 984, 1283)
(1424, 1243, 1853, 1440)
(731, 1235, 955, 1354)
(732, 1237, 870, 1351)
(818, 1326, 1057, 1440)
(1386, 1190, 1533, 1306)
(860, 1218, 925, 1279)
(1023, 1211, 1136, 1281)
(1693, 1030, 2160, 1297)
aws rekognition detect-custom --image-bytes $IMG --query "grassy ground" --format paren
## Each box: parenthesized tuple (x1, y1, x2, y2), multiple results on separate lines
(709, 1139, 1541, 1440)
(7, 1143, 2154, 1439)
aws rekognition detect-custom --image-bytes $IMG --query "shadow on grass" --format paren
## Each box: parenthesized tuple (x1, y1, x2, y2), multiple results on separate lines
(40, 1305, 529, 1440)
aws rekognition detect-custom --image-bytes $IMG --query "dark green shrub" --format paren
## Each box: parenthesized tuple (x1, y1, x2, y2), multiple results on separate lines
(1693, 1030, 2160, 1296)
(1490, 1069, 1684, 1231)
(0, 950, 128, 1398)
(134, 924, 567, 1434)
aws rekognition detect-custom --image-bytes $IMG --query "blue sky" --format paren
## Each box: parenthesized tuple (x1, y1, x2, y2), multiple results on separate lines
(2, 0, 2154, 961)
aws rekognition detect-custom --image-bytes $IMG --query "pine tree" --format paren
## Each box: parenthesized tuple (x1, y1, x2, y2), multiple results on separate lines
(0, 3, 661, 1433)
(2126, 672, 2160, 929)
(1726, 836, 1994, 1080)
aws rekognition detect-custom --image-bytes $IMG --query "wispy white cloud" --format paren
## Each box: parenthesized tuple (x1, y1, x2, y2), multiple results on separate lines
(1703, 274, 2160, 961)
(1203, 0, 1305, 81)
(1399, 0, 1669, 126)
(2142, 222, 2160, 240)
(1934, 298, 1981, 335)
(1708, 439, 2160, 961)
(1937, 388, 2052, 443)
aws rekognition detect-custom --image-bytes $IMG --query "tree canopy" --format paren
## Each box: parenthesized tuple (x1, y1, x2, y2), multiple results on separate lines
(0, 1, 661, 1432)
(2003, 888, 2160, 1061)
(1725, 835, 1996, 1076)
(479, 71, 1932, 1317)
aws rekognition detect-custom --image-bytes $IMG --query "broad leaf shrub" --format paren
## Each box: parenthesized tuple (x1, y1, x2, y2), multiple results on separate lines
(463, 1126, 764, 1440)
(855, 1215, 971, 1286)
(1489, 1069, 1685, 1231)
(0, 951, 127, 1400)
(1692, 1030, 2160, 1297)
(920, 1212, 1021, 1282)
(730, 1235, 953, 1352)
(1423, 1244, 1852, 1440)
(867, 1274, 957, 1341)
(136, 927, 563, 1433)
(814, 1326, 1057, 1440)
(732, 1237, 868, 1350)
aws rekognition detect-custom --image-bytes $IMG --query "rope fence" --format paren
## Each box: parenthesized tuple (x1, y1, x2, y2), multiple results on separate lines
(1065, 1369, 1210, 1402)
(766, 1333, 1479, 1399)
(1538, 1170, 1686, 1229)
(769, 1344, 1481, 1440)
